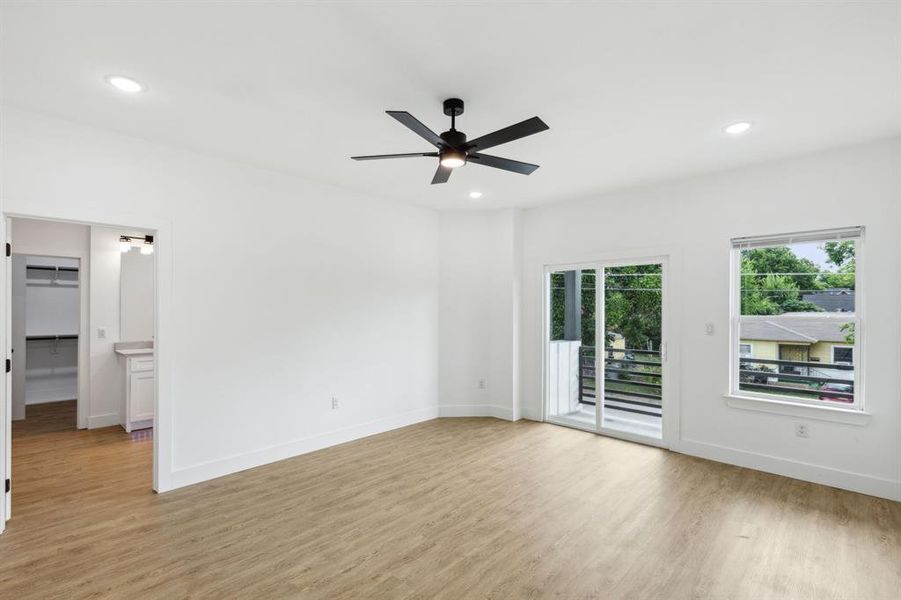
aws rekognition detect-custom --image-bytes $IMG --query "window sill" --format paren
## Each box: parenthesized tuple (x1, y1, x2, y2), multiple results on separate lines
(724, 394, 871, 426)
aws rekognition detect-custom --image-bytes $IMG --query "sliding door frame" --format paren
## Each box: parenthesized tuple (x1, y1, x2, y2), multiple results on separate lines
(541, 251, 679, 450)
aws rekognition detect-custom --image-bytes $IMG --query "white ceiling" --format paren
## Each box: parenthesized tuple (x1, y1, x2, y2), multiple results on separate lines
(2, 2, 899, 210)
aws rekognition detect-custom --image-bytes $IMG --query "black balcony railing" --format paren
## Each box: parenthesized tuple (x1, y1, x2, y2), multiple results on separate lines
(577, 347, 856, 414)
(578, 346, 662, 418)
(737, 357, 854, 402)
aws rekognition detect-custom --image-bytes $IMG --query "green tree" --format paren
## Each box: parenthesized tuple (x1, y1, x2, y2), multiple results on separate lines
(549, 266, 662, 351)
(820, 241, 855, 290)
(603, 265, 662, 350)
(741, 247, 823, 315)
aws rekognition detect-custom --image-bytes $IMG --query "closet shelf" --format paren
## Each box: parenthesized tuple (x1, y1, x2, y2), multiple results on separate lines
(25, 265, 79, 272)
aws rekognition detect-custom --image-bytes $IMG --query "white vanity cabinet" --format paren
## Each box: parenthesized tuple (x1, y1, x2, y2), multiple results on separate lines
(115, 346, 154, 432)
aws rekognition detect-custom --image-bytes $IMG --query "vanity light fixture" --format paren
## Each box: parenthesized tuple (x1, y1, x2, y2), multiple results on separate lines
(141, 235, 154, 255)
(120, 234, 154, 254)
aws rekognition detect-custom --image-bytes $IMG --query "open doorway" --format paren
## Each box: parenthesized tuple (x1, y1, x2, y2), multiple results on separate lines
(3, 217, 157, 525)
(12, 255, 82, 431)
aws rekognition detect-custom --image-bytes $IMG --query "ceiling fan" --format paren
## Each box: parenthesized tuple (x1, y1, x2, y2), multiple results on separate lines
(352, 98, 549, 184)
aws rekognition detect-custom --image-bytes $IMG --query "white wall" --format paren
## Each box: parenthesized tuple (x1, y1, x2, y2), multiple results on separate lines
(438, 210, 520, 420)
(519, 138, 901, 500)
(0, 107, 439, 491)
(88, 226, 123, 428)
(119, 248, 154, 342)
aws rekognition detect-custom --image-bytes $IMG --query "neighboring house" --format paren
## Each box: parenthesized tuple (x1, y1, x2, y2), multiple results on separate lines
(739, 316, 853, 381)
(802, 288, 855, 312)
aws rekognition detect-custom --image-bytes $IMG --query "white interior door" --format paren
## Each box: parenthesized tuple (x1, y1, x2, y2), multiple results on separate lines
(3, 218, 11, 525)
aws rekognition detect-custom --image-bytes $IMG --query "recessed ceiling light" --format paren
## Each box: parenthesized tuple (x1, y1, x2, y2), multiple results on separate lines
(724, 121, 752, 135)
(469, 191, 483, 199)
(105, 75, 143, 94)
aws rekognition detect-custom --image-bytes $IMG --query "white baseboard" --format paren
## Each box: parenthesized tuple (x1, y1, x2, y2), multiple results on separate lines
(26, 393, 77, 405)
(87, 412, 120, 429)
(674, 438, 901, 502)
(168, 405, 439, 492)
(438, 404, 515, 421)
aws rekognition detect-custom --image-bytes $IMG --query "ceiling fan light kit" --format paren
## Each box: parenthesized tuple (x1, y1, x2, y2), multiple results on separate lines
(352, 98, 549, 184)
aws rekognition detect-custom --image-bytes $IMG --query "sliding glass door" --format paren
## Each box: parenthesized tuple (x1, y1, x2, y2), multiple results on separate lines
(545, 258, 666, 444)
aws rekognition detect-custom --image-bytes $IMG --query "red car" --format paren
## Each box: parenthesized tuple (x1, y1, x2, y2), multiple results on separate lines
(820, 383, 853, 403)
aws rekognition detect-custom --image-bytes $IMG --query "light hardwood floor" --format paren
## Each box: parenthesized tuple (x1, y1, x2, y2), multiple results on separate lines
(0, 401, 899, 599)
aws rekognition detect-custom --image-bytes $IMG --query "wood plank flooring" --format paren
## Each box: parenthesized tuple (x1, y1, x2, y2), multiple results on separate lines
(0, 401, 899, 599)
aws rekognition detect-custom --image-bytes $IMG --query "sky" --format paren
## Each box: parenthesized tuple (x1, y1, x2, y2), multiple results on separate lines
(789, 242, 834, 272)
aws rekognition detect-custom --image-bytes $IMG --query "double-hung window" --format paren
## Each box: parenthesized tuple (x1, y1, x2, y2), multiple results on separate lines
(730, 227, 862, 409)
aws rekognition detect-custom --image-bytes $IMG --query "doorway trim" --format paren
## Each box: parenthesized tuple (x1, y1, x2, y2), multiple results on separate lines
(540, 248, 681, 450)
(0, 209, 174, 533)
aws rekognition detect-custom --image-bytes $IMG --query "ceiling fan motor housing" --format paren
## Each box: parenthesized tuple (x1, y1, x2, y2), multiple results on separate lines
(440, 129, 467, 149)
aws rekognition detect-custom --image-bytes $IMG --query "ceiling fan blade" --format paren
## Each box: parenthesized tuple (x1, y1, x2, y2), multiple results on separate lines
(466, 116, 549, 152)
(387, 111, 446, 148)
(431, 164, 453, 184)
(351, 152, 438, 160)
(468, 153, 540, 175)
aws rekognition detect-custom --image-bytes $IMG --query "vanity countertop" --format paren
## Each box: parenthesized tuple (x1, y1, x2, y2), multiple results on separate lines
(114, 341, 154, 356)
(115, 348, 154, 356)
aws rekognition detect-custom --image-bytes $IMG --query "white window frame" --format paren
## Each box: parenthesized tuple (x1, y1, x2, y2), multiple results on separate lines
(729, 227, 864, 412)
(738, 342, 753, 358)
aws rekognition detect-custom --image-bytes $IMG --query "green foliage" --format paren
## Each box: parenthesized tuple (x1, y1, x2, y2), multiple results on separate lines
(740, 242, 856, 315)
(741, 248, 823, 315)
(841, 322, 855, 345)
(824, 241, 855, 267)
(549, 272, 565, 340)
(743, 247, 821, 291)
(821, 241, 856, 290)
(740, 255, 780, 315)
(603, 265, 662, 350)
(549, 266, 662, 350)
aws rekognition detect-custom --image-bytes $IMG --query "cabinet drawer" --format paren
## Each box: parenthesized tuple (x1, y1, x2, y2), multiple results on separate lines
(130, 357, 154, 373)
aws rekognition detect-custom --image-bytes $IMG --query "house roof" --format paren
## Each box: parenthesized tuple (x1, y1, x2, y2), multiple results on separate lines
(740, 317, 849, 344)
(802, 290, 855, 313)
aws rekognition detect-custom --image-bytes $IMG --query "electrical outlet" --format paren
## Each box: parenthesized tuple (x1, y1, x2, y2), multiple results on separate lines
(478, 378, 487, 390)
(98, 327, 107, 339)
(331, 397, 339, 410)
(705, 322, 715, 336)
(795, 423, 809, 438)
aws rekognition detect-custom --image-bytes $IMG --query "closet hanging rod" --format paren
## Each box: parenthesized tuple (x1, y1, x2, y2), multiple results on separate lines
(26, 334, 79, 341)
(25, 265, 79, 272)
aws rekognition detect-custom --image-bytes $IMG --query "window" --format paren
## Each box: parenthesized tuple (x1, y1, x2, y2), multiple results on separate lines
(832, 345, 853, 364)
(731, 227, 862, 409)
